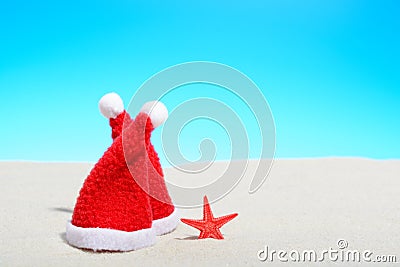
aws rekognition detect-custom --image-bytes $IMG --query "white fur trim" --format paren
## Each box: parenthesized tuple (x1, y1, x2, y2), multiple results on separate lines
(98, 92, 124, 119)
(152, 208, 180, 236)
(140, 101, 168, 128)
(66, 221, 156, 251)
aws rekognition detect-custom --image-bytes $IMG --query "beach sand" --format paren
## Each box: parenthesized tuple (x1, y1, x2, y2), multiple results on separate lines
(1, 159, 399, 266)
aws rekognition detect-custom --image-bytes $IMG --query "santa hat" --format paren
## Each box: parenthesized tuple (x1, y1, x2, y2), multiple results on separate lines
(66, 94, 171, 252)
(101, 93, 179, 236)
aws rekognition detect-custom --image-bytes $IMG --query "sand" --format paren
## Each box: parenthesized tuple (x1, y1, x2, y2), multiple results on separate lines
(1, 159, 399, 266)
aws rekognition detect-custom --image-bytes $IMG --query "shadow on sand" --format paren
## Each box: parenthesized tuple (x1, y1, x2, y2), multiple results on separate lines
(174, 235, 199, 241)
(50, 207, 73, 213)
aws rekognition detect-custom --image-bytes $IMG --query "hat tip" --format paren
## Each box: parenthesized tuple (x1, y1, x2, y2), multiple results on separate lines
(99, 92, 124, 119)
(140, 101, 168, 128)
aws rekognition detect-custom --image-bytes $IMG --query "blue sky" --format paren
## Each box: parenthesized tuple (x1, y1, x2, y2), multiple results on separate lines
(0, 0, 399, 163)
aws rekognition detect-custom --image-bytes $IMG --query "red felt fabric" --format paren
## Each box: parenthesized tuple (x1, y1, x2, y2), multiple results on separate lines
(144, 119, 175, 221)
(110, 110, 175, 221)
(109, 110, 130, 140)
(71, 113, 152, 232)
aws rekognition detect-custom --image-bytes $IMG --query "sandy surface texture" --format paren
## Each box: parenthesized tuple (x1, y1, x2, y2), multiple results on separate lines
(1, 159, 399, 266)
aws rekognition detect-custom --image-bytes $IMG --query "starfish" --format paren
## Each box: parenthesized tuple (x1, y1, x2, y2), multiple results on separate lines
(181, 196, 238, 240)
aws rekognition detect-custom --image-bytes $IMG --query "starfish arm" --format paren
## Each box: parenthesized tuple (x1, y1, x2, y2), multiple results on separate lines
(181, 218, 206, 231)
(198, 230, 209, 239)
(203, 196, 214, 221)
(213, 228, 224, 239)
(214, 213, 238, 228)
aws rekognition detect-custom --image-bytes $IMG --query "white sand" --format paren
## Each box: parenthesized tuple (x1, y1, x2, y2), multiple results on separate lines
(1, 159, 399, 266)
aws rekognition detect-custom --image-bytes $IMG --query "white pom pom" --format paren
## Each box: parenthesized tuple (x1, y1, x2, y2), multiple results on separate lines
(140, 101, 168, 128)
(98, 92, 124, 119)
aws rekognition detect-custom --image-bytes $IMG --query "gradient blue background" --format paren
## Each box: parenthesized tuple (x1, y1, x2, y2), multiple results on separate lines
(1, 0, 399, 163)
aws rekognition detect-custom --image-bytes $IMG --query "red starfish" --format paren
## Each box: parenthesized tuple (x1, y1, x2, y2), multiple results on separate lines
(180, 196, 238, 240)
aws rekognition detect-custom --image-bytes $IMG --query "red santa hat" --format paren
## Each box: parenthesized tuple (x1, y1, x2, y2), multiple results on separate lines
(66, 93, 173, 252)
